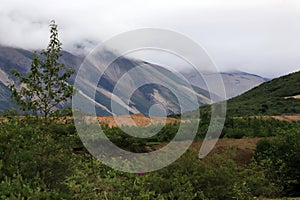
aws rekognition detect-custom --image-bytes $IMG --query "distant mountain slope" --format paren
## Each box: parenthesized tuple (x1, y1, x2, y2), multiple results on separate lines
(182, 70, 269, 99)
(0, 45, 84, 84)
(0, 82, 15, 111)
(0, 45, 33, 80)
(0, 45, 210, 115)
(227, 71, 300, 116)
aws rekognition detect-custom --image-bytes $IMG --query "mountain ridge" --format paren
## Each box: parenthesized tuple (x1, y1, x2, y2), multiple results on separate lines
(0, 45, 273, 116)
(182, 69, 269, 99)
(0, 45, 209, 115)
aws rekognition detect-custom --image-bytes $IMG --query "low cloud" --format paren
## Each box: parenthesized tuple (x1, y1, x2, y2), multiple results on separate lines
(0, 0, 299, 77)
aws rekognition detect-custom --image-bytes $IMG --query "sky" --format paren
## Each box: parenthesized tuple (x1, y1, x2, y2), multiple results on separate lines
(0, 0, 299, 78)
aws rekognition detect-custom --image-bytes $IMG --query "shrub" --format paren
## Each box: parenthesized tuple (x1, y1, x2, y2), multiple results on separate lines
(255, 128, 300, 197)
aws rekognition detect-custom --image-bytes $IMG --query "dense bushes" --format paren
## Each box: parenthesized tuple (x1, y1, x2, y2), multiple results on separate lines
(104, 117, 300, 145)
(222, 117, 300, 138)
(0, 118, 77, 199)
(255, 129, 300, 197)
(64, 149, 281, 199)
(173, 110, 300, 139)
(0, 117, 298, 199)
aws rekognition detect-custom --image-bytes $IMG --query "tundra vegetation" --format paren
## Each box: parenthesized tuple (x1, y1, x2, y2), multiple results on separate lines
(0, 22, 299, 199)
(0, 114, 299, 199)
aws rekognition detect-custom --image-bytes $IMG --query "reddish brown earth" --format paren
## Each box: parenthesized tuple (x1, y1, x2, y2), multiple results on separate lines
(151, 138, 261, 166)
(46, 114, 180, 125)
(3, 114, 298, 125)
(95, 114, 300, 127)
(265, 114, 300, 122)
(191, 138, 261, 165)
(97, 114, 180, 127)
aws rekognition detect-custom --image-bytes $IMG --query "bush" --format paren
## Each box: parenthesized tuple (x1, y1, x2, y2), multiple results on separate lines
(0, 119, 77, 198)
(0, 173, 60, 199)
(0, 116, 297, 199)
(65, 148, 279, 199)
(255, 128, 300, 197)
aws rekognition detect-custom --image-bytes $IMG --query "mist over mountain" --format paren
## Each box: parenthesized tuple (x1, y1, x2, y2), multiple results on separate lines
(0, 45, 269, 115)
(182, 70, 269, 99)
(0, 45, 208, 115)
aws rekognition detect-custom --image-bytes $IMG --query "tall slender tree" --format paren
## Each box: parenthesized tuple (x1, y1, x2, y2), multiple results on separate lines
(9, 20, 75, 119)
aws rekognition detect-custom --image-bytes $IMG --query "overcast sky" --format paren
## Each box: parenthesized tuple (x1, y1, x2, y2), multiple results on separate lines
(0, 0, 299, 78)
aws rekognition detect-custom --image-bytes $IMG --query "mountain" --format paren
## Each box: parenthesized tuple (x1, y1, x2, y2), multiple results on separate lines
(0, 45, 276, 116)
(0, 45, 83, 84)
(0, 82, 15, 111)
(73, 51, 213, 116)
(0, 46, 31, 86)
(0, 45, 210, 115)
(182, 70, 269, 99)
(227, 71, 300, 116)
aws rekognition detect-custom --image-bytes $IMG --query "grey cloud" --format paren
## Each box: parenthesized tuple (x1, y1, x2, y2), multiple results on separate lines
(0, 0, 299, 78)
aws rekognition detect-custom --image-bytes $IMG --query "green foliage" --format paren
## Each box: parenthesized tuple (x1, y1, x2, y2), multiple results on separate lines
(0, 119, 77, 199)
(221, 117, 300, 139)
(9, 21, 75, 119)
(0, 109, 19, 118)
(0, 173, 60, 199)
(226, 71, 300, 116)
(181, 71, 300, 118)
(255, 129, 300, 197)
(80, 116, 300, 152)
(0, 116, 298, 199)
(52, 107, 73, 117)
(101, 123, 180, 152)
(64, 149, 280, 199)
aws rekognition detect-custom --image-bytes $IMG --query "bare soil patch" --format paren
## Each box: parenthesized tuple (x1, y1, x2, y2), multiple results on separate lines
(191, 138, 261, 165)
(151, 138, 261, 166)
(97, 114, 180, 127)
(264, 114, 300, 122)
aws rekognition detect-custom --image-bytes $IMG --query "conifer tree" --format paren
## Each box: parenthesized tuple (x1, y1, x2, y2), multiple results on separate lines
(9, 20, 75, 119)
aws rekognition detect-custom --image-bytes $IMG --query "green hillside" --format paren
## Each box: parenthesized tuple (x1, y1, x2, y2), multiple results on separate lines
(226, 71, 300, 116)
